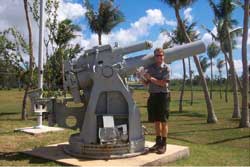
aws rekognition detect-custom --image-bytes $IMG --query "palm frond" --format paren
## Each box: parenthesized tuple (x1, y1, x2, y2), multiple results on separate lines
(85, 0, 124, 36)
(208, 0, 222, 18)
(199, 55, 210, 73)
(201, 24, 218, 40)
(230, 27, 243, 37)
(207, 42, 221, 59)
(231, 0, 244, 9)
(216, 59, 225, 69)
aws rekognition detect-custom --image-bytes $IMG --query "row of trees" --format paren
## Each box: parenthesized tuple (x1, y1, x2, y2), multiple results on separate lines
(0, 0, 249, 127)
(159, 0, 249, 127)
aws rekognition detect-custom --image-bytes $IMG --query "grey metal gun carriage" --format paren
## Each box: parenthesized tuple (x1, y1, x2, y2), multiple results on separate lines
(34, 40, 206, 159)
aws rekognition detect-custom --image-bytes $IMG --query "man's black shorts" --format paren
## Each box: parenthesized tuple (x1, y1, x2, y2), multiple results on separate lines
(147, 92, 170, 123)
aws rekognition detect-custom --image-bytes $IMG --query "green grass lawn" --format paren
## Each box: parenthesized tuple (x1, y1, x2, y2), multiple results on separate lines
(0, 89, 249, 166)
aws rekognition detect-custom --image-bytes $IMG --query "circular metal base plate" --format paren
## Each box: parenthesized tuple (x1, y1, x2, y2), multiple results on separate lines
(63, 144, 149, 160)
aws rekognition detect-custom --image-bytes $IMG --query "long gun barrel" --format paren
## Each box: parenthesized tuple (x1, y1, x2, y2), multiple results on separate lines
(123, 40, 206, 75)
(112, 41, 152, 55)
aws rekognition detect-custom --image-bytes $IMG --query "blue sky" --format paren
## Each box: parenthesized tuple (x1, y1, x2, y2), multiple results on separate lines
(0, 0, 247, 79)
(70, 0, 246, 78)
(77, 0, 243, 39)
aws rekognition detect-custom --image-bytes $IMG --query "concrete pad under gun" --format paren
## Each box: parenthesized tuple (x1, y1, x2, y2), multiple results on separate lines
(23, 141, 189, 166)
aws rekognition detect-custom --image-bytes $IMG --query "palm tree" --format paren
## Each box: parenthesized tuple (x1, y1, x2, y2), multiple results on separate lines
(216, 59, 225, 99)
(209, 0, 241, 118)
(54, 19, 81, 90)
(202, 20, 241, 103)
(239, 0, 250, 128)
(84, 0, 124, 45)
(183, 20, 198, 106)
(22, 0, 35, 120)
(165, 19, 199, 112)
(200, 56, 210, 74)
(160, 0, 217, 123)
(207, 42, 220, 100)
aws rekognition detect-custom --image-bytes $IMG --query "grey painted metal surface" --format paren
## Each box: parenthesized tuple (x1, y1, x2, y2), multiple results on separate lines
(123, 40, 206, 75)
(31, 40, 206, 159)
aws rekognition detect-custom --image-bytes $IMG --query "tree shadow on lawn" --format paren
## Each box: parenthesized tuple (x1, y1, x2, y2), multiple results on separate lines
(169, 127, 238, 135)
(138, 105, 147, 108)
(207, 135, 250, 145)
(0, 117, 37, 121)
(0, 112, 20, 117)
(0, 152, 59, 165)
(171, 99, 205, 104)
(170, 110, 206, 118)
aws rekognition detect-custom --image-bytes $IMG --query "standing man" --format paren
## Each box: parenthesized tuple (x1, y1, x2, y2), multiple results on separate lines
(143, 48, 171, 154)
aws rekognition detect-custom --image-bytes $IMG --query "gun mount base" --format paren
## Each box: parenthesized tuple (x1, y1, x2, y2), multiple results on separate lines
(63, 133, 147, 159)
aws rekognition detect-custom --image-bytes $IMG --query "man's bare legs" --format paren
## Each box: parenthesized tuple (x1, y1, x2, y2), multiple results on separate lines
(161, 122, 168, 138)
(156, 122, 168, 154)
(155, 121, 161, 136)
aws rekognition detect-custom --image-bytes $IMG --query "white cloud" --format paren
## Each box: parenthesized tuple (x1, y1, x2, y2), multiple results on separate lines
(168, 58, 198, 79)
(165, 20, 177, 27)
(235, 28, 250, 49)
(152, 32, 171, 49)
(184, 7, 193, 23)
(171, 72, 183, 79)
(57, 0, 86, 21)
(202, 26, 218, 47)
(0, 0, 86, 64)
(114, 9, 165, 45)
(233, 59, 243, 75)
(74, 9, 166, 49)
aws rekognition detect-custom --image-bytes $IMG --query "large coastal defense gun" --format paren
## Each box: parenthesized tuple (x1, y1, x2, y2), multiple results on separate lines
(47, 40, 206, 159)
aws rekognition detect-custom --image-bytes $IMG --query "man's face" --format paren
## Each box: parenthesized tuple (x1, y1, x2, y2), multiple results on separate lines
(154, 51, 164, 64)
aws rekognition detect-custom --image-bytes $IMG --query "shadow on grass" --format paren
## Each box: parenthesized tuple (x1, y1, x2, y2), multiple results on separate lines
(167, 136, 197, 144)
(0, 152, 58, 165)
(0, 118, 37, 121)
(170, 110, 206, 118)
(138, 105, 147, 108)
(169, 127, 238, 136)
(171, 99, 205, 103)
(182, 122, 211, 125)
(208, 135, 250, 145)
(0, 112, 19, 117)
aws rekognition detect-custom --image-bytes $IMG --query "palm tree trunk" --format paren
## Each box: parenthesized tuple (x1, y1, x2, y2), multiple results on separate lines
(239, 0, 250, 128)
(179, 59, 186, 112)
(225, 27, 241, 118)
(188, 57, 193, 105)
(98, 33, 102, 45)
(223, 50, 243, 95)
(22, 0, 34, 120)
(236, 74, 243, 95)
(223, 52, 229, 103)
(18, 74, 21, 91)
(210, 57, 213, 100)
(219, 71, 222, 99)
(22, 86, 29, 120)
(174, 7, 217, 123)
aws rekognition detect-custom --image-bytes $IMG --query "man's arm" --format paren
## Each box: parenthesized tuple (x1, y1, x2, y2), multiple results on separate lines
(149, 77, 169, 87)
(144, 73, 169, 87)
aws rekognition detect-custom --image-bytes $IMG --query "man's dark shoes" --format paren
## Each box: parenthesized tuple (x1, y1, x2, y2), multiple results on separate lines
(148, 143, 159, 152)
(156, 137, 167, 154)
(149, 136, 161, 152)
(156, 144, 166, 154)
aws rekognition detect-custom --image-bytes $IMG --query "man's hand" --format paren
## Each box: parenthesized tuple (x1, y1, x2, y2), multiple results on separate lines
(144, 73, 151, 80)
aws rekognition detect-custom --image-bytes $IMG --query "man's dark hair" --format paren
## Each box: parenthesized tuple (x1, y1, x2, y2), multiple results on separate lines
(154, 48, 164, 56)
